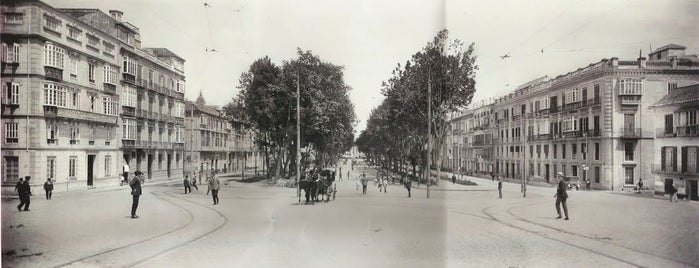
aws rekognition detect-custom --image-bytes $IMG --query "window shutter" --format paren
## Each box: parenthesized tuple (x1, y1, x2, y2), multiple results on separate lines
(682, 147, 688, 172)
(661, 146, 666, 171)
(672, 147, 678, 171)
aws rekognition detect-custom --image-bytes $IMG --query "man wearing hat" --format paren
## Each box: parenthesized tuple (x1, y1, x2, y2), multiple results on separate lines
(554, 172, 569, 220)
(129, 171, 144, 218)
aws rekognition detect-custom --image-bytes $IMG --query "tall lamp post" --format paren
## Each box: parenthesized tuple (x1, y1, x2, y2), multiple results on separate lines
(296, 71, 301, 203)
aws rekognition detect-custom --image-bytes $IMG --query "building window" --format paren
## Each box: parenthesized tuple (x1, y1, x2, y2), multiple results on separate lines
(67, 26, 82, 42)
(4, 12, 24, 24)
(1, 43, 21, 63)
(89, 96, 96, 112)
(571, 165, 578, 177)
(121, 86, 137, 107)
(104, 65, 118, 85)
(69, 57, 78, 78)
(544, 145, 549, 159)
(3, 156, 19, 182)
(553, 144, 557, 159)
(69, 156, 77, 177)
(71, 91, 80, 109)
(158, 154, 163, 169)
(562, 144, 567, 159)
(4, 82, 20, 105)
(624, 142, 634, 161)
(88, 63, 95, 82)
(43, 83, 67, 107)
(594, 166, 600, 183)
(661, 146, 677, 172)
(43, 15, 62, 33)
(70, 127, 80, 144)
(103, 97, 118, 115)
(86, 34, 100, 47)
(572, 143, 577, 159)
(582, 143, 587, 160)
(47, 156, 56, 179)
(5, 122, 18, 143)
(47, 124, 58, 144)
(619, 79, 643, 95)
(595, 142, 600, 160)
(122, 118, 137, 140)
(624, 167, 634, 185)
(44, 42, 64, 69)
(105, 155, 112, 177)
(122, 55, 137, 75)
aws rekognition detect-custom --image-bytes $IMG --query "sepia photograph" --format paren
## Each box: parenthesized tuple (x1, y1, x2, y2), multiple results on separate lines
(1, 0, 698, 267)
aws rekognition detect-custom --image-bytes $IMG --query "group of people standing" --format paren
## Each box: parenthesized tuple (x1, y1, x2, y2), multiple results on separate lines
(183, 173, 221, 205)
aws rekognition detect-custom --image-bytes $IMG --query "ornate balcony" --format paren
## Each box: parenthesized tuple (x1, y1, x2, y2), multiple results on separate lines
(122, 139, 135, 148)
(619, 128, 642, 139)
(620, 95, 641, 105)
(676, 125, 699, 137)
(121, 106, 135, 117)
(122, 73, 136, 85)
(656, 128, 676, 138)
(44, 66, 63, 81)
(652, 163, 697, 176)
(103, 83, 117, 94)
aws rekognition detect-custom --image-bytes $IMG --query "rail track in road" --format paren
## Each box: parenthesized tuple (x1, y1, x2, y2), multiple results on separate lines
(446, 201, 695, 268)
(53, 191, 229, 268)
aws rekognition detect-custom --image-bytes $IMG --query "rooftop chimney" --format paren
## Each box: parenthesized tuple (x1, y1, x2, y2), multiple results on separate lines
(610, 57, 619, 67)
(109, 10, 123, 22)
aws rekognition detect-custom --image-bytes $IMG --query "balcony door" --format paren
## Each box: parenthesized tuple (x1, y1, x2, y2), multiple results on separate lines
(624, 114, 635, 133)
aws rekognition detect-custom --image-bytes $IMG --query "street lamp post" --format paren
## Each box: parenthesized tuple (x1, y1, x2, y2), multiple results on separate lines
(296, 71, 301, 203)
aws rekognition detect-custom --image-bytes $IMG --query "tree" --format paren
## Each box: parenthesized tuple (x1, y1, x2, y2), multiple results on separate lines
(356, 29, 477, 198)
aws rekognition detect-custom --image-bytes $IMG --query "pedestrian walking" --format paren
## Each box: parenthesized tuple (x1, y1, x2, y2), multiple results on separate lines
(360, 174, 368, 195)
(586, 179, 591, 191)
(668, 183, 678, 202)
(209, 175, 221, 205)
(554, 172, 569, 220)
(382, 177, 388, 193)
(129, 171, 144, 218)
(405, 178, 412, 198)
(191, 176, 198, 191)
(44, 178, 54, 200)
(637, 178, 644, 192)
(452, 174, 456, 184)
(497, 177, 503, 198)
(339, 167, 342, 181)
(347, 170, 350, 180)
(122, 161, 130, 186)
(16, 177, 32, 211)
(183, 176, 191, 194)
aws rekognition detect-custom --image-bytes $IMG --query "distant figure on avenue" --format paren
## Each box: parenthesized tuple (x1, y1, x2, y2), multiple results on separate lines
(497, 177, 503, 198)
(637, 179, 643, 192)
(554, 172, 569, 220)
(668, 183, 678, 202)
(122, 161, 130, 186)
(360, 174, 368, 195)
(382, 177, 388, 193)
(491, 171, 495, 181)
(17, 176, 32, 211)
(191, 176, 198, 191)
(183, 176, 191, 194)
(452, 174, 456, 184)
(586, 179, 591, 191)
(209, 175, 221, 205)
(44, 178, 54, 200)
(339, 167, 342, 180)
(405, 178, 412, 198)
(130, 171, 144, 219)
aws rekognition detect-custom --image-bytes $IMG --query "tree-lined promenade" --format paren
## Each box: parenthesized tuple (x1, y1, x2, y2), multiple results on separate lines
(224, 50, 356, 180)
(356, 30, 478, 197)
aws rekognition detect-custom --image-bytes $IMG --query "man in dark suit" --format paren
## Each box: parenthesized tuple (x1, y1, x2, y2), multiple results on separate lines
(555, 172, 569, 220)
(130, 171, 144, 218)
(16, 177, 31, 211)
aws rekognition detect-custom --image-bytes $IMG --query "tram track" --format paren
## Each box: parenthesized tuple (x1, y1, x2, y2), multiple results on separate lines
(52, 190, 228, 268)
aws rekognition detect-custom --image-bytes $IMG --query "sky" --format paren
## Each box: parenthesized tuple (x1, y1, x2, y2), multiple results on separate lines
(48, 0, 699, 134)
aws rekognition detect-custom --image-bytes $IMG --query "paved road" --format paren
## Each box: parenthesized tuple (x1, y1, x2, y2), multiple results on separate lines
(2, 163, 697, 267)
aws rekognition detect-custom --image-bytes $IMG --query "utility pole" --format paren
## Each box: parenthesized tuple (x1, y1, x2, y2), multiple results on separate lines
(426, 72, 432, 199)
(522, 113, 528, 198)
(189, 102, 194, 179)
(296, 71, 301, 203)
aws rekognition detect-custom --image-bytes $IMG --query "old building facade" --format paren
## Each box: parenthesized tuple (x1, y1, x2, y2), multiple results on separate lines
(184, 93, 262, 179)
(1, 0, 185, 190)
(489, 45, 699, 190)
(650, 84, 699, 200)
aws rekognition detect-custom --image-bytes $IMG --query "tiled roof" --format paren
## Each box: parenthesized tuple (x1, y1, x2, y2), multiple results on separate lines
(651, 44, 686, 54)
(652, 84, 699, 107)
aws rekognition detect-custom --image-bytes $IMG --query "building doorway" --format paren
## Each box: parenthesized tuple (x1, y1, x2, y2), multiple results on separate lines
(545, 164, 550, 183)
(688, 180, 698, 201)
(147, 154, 153, 179)
(87, 155, 95, 186)
(167, 154, 172, 178)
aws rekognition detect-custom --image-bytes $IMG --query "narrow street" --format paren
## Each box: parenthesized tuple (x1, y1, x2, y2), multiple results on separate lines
(2, 162, 697, 267)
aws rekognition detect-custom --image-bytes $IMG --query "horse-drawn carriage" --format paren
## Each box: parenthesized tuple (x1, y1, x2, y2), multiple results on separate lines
(300, 168, 337, 203)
